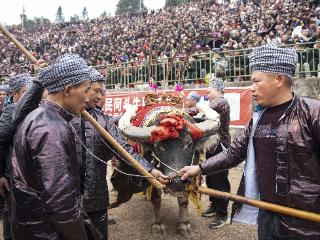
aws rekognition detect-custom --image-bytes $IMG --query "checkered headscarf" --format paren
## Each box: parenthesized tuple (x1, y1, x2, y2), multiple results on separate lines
(39, 54, 91, 93)
(8, 73, 34, 93)
(209, 77, 225, 92)
(249, 40, 298, 78)
(0, 84, 9, 93)
(187, 91, 201, 102)
(89, 67, 104, 82)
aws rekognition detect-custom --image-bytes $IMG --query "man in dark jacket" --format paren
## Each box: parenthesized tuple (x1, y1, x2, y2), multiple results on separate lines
(0, 73, 35, 240)
(71, 68, 167, 239)
(11, 54, 97, 240)
(0, 83, 9, 220)
(201, 78, 231, 228)
(0, 73, 34, 189)
(180, 41, 320, 239)
(185, 79, 231, 228)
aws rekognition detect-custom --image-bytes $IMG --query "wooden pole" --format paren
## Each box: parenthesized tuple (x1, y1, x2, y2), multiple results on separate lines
(188, 185, 320, 223)
(0, 23, 165, 190)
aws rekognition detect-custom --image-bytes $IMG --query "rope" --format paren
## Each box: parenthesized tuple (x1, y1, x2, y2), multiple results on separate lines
(71, 114, 196, 180)
(71, 122, 158, 179)
(150, 151, 180, 174)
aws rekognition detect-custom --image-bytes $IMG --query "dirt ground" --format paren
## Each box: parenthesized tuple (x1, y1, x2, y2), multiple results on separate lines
(0, 165, 257, 240)
(108, 165, 257, 240)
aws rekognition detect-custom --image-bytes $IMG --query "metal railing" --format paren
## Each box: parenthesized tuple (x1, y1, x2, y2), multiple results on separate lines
(1, 42, 318, 87)
(96, 41, 320, 89)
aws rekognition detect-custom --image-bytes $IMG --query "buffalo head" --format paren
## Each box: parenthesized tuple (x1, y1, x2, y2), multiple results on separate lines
(119, 104, 220, 193)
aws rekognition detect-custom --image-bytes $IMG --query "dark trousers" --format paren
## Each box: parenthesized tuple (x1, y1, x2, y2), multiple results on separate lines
(258, 209, 279, 240)
(206, 144, 230, 216)
(87, 210, 108, 240)
(0, 196, 5, 210)
(3, 195, 11, 240)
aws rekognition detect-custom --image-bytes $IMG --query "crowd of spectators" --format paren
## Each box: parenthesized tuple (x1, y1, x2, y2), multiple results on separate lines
(1, 0, 320, 82)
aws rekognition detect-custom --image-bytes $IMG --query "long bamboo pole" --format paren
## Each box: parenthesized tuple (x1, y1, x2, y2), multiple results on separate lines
(0, 23, 165, 190)
(188, 185, 320, 223)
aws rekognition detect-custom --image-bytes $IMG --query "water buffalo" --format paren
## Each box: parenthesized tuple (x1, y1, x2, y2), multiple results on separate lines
(116, 100, 220, 238)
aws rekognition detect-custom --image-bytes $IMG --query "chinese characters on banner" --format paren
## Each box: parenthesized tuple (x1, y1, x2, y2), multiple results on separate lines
(104, 88, 252, 126)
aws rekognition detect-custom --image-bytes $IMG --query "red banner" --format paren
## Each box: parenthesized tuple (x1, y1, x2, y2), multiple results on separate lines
(104, 87, 252, 126)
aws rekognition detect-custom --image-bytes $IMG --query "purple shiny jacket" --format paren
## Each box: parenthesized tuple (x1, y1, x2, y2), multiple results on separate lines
(200, 96, 320, 239)
(11, 101, 88, 240)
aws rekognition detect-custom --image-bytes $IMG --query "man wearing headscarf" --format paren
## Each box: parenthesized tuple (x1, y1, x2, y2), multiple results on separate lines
(185, 91, 201, 109)
(184, 91, 200, 116)
(6, 73, 33, 106)
(180, 41, 320, 239)
(10, 54, 101, 240)
(185, 78, 231, 229)
(203, 78, 231, 229)
(96, 83, 106, 111)
(71, 68, 167, 239)
(0, 83, 11, 235)
(0, 73, 35, 240)
(0, 84, 9, 114)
